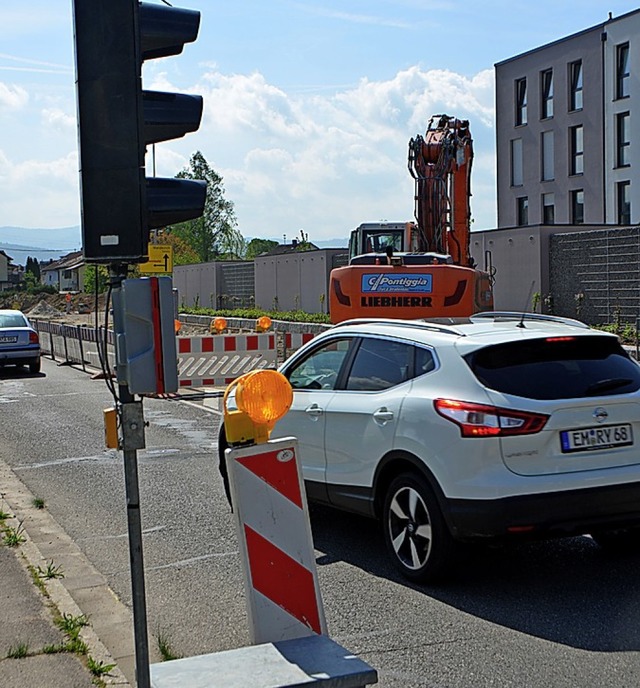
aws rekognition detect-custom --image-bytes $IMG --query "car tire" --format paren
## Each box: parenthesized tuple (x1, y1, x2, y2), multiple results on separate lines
(382, 472, 456, 583)
(591, 527, 640, 552)
(29, 358, 41, 374)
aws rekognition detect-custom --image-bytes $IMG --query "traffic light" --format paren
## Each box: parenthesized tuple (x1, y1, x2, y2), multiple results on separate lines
(73, 0, 207, 263)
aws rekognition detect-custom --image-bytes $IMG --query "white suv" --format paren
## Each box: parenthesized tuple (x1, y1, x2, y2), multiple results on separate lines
(220, 313, 640, 582)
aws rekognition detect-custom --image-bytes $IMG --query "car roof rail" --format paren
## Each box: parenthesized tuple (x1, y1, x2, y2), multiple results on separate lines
(469, 311, 590, 329)
(335, 318, 466, 336)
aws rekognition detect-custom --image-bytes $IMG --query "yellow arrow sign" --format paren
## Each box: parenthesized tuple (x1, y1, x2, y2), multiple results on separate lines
(140, 244, 173, 274)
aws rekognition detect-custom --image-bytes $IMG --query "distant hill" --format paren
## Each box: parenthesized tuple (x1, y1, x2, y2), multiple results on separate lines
(0, 244, 77, 265)
(0, 226, 81, 265)
(0, 226, 81, 249)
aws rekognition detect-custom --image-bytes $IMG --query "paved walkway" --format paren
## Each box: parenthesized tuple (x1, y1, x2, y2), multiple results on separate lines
(0, 464, 131, 687)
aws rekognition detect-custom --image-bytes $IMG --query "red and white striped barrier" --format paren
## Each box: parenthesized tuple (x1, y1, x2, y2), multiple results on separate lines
(284, 332, 316, 352)
(226, 437, 327, 644)
(177, 334, 277, 387)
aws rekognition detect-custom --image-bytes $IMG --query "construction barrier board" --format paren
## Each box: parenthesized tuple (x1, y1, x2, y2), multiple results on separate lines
(226, 437, 327, 645)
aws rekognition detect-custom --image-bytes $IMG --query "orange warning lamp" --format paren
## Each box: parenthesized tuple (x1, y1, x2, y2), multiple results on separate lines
(223, 370, 293, 445)
(256, 315, 272, 332)
(210, 317, 227, 334)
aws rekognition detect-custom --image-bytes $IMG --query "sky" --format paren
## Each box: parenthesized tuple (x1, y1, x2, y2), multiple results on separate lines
(1, 1, 639, 249)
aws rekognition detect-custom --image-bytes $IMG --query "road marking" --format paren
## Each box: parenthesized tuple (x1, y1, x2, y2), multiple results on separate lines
(14, 452, 119, 470)
(110, 552, 237, 575)
(79, 525, 167, 541)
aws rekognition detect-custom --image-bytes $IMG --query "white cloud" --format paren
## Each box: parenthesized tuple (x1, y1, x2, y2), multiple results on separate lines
(41, 107, 75, 132)
(0, 81, 28, 110)
(191, 64, 496, 238)
(1, 62, 498, 236)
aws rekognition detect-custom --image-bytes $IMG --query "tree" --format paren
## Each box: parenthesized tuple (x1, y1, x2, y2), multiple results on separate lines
(158, 231, 200, 266)
(84, 265, 109, 294)
(25, 256, 40, 280)
(167, 151, 242, 263)
(245, 238, 279, 260)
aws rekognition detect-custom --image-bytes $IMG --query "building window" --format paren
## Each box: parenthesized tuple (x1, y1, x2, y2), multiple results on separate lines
(515, 78, 527, 126)
(541, 69, 553, 119)
(541, 131, 554, 181)
(511, 138, 523, 187)
(569, 60, 583, 111)
(571, 189, 584, 224)
(616, 112, 630, 167)
(616, 43, 630, 99)
(542, 193, 555, 224)
(617, 181, 631, 224)
(517, 196, 529, 226)
(511, 138, 523, 186)
(570, 125, 584, 175)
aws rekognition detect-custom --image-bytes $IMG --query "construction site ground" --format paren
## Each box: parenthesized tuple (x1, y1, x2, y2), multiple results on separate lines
(0, 292, 210, 336)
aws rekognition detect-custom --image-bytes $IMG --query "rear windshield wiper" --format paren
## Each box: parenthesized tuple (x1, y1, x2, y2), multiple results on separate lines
(585, 378, 633, 395)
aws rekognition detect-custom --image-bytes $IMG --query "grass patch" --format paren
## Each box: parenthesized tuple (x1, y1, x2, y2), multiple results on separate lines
(56, 612, 89, 639)
(6, 642, 29, 659)
(87, 656, 116, 677)
(37, 560, 65, 580)
(155, 627, 181, 661)
(3, 523, 26, 547)
(32, 497, 46, 509)
(0, 509, 10, 522)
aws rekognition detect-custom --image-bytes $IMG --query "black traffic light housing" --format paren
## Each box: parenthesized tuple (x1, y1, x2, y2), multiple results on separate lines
(73, 0, 207, 263)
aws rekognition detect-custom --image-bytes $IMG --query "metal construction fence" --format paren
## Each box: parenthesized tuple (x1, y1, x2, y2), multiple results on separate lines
(33, 320, 114, 373)
(32, 319, 321, 387)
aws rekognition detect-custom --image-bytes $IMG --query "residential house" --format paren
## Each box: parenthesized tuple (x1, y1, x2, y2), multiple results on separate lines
(40, 251, 85, 292)
(0, 250, 12, 291)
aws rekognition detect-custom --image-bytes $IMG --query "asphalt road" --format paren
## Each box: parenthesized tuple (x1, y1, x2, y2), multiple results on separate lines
(2, 358, 640, 687)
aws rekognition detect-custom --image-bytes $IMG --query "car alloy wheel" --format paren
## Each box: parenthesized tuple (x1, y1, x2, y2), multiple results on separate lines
(388, 485, 432, 570)
(383, 472, 455, 583)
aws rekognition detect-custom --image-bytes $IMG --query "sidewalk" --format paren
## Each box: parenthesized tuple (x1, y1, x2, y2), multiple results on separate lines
(0, 546, 95, 688)
(0, 463, 132, 688)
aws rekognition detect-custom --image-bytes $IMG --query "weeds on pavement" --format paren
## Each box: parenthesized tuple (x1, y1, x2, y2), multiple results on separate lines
(6, 642, 29, 659)
(3, 523, 26, 547)
(36, 560, 65, 580)
(155, 626, 182, 661)
(87, 656, 116, 677)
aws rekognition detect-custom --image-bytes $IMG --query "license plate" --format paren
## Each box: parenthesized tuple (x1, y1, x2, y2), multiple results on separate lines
(560, 423, 633, 453)
(0, 336, 17, 344)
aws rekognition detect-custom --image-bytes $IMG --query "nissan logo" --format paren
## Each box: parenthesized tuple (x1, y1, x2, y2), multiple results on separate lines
(593, 407, 608, 423)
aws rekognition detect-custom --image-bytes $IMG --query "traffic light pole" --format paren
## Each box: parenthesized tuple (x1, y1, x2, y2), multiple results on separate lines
(111, 267, 151, 688)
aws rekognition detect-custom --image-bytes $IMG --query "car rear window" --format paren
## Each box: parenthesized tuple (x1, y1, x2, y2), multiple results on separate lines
(0, 313, 28, 328)
(465, 335, 640, 400)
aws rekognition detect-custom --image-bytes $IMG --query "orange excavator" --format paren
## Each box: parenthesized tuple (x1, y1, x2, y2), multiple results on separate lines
(329, 114, 493, 323)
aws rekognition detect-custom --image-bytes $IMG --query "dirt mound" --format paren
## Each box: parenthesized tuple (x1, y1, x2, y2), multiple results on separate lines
(27, 300, 64, 318)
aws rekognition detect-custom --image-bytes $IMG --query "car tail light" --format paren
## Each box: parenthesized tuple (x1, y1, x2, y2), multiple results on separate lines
(434, 399, 549, 437)
(29, 332, 39, 344)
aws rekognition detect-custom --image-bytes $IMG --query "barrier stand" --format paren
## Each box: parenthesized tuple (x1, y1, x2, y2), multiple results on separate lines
(150, 370, 377, 688)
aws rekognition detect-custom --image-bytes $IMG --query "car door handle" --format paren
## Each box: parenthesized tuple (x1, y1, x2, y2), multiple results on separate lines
(373, 407, 394, 424)
(305, 404, 323, 419)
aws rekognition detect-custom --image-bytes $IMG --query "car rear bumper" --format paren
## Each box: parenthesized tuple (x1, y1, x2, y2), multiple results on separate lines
(446, 480, 640, 540)
(0, 346, 40, 364)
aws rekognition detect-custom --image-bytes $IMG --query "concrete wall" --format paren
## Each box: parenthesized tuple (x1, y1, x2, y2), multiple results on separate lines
(254, 249, 347, 314)
(174, 250, 348, 314)
(550, 226, 640, 324)
(174, 261, 255, 309)
(471, 224, 640, 323)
